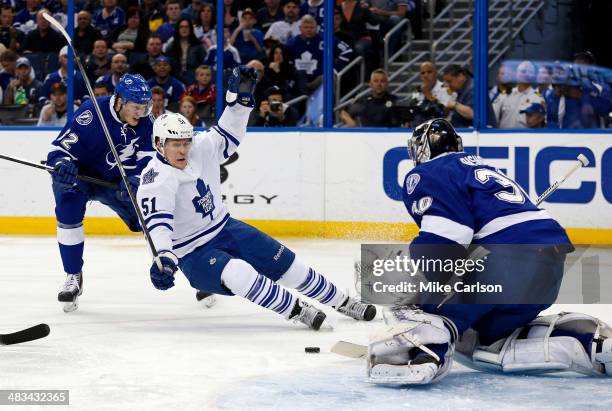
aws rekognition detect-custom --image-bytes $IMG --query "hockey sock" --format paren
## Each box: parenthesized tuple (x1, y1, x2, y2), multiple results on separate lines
(278, 259, 346, 307)
(57, 222, 85, 274)
(221, 259, 296, 318)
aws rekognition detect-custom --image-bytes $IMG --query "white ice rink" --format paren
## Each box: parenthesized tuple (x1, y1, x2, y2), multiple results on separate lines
(1, 236, 611, 411)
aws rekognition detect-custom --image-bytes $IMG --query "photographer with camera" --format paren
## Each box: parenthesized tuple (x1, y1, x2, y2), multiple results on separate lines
(253, 85, 299, 127)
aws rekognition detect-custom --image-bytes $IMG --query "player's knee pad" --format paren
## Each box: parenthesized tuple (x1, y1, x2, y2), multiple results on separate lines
(464, 312, 612, 377)
(367, 306, 458, 384)
(220, 259, 259, 298)
(277, 258, 308, 289)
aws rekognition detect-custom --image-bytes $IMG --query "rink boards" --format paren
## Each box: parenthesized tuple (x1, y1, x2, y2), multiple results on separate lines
(0, 129, 611, 243)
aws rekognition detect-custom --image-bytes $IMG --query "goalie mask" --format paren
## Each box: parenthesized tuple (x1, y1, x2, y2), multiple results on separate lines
(408, 118, 463, 166)
(153, 112, 193, 159)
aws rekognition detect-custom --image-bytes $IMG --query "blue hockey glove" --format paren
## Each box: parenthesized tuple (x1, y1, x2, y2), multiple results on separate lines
(226, 65, 258, 108)
(118, 175, 140, 202)
(51, 158, 78, 189)
(150, 252, 178, 290)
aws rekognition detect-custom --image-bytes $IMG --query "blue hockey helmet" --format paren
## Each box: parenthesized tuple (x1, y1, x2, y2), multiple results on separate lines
(408, 118, 463, 166)
(115, 74, 152, 117)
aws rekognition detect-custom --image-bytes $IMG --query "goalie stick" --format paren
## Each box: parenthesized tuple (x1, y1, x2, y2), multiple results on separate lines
(0, 324, 50, 346)
(535, 153, 589, 206)
(42, 12, 162, 270)
(0, 153, 118, 189)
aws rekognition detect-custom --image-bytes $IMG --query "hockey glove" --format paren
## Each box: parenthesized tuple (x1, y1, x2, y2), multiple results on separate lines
(150, 251, 178, 290)
(118, 175, 140, 202)
(51, 158, 78, 189)
(226, 65, 258, 108)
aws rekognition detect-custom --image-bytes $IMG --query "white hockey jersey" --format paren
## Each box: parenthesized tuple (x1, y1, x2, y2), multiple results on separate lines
(136, 104, 251, 258)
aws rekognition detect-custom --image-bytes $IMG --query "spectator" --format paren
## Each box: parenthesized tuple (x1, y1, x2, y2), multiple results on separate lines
(150, 85, 166, 117)
(246, 58, 266, 105)
(84, 39, 111, 84)
(0, 5, 24, 52)
(181, 64, 216, 115)
(230, 8, 264, 63)
(287, 15, 322, 93)
(0, 49, 17, 93)
(14, 0, 41, 34)
(112, 7, 149, 54)
(498, 60, 544, 128)
(301, 0, 324, 27)
(257, 0, 284, 33)
(223, 0, 239, 32)
(264, 0, 301, 45)
(520, 102, 546, 129)
(367, 0, 411, 55)
(182, 0, 204, 20)
(193, 2, 216, 49)
(156, 0, 182, 43)
(253, 85, 299, 126)
(489, 62, 514, 124)
(93, 81, 111, 97)
(4, 56, 41, 105)
(339, 68, 399, 127)
(40, 45, 87, 105)
(95, 53, 129, 93)
(92, 0, 125, 41)
(264, 43, 299, 100)
(442, 64, 496, 128)
(74, 10, 102, 56)
(131, 33, 167, 80)
(142, 0, 165, 33)
(179, 95, 205, 127)
(147, 55, 185, 106)
(536, 64, 553, 100)
(204, 27, 241, 70)
(22, 9, 64, 53)
(417, 61, 455, 107)
(37, 81, 73, 126)
(339, 0, 379, 73)
(164, 17, 206, 79)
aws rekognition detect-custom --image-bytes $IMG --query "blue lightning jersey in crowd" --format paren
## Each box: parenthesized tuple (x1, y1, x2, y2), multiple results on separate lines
(47, 95, 155, 181)
(402, 152, 571, 245)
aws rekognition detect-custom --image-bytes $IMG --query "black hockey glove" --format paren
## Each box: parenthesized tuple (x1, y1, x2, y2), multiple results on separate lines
(51, 158, 78, 189)
(226, 65, 258, 108)
(118, 175, 140, 202)
(150, 252, 178, 290)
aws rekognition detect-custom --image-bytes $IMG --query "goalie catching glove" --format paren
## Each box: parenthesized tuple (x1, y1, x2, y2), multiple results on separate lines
(150, 251, 178, 290)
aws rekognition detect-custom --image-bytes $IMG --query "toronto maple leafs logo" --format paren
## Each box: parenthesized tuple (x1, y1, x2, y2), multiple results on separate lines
(142, 168, 159, 185)
(192, 179, 215, 220)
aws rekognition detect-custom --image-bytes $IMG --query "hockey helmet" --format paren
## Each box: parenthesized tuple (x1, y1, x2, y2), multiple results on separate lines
(408, 118, 463, 166)
(153, 112, 193, 156)
(115, 74, 152, 117)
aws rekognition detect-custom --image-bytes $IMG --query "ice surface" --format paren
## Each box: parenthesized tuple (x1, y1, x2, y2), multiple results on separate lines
(0, 236, 611, 410)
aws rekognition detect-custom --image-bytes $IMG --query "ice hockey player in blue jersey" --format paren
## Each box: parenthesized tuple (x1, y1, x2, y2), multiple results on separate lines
(47, 73, 154, 313)
(366, 118, 612, 384)
(137, 65, 376, 330)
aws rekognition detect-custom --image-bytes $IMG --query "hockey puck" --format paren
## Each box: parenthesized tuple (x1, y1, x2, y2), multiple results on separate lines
(305, 347, 320, 353)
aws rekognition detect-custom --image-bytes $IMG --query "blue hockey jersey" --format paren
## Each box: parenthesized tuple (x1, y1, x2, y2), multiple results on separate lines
(402, 152, 571, 245)
(48, 95, 155, 181)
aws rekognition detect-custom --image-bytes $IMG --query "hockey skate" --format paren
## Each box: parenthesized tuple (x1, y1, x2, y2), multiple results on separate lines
(195, 290, 217, 308)
(336, 297, 377, 321)
(290, 300, 326, 331)
(58, 272, 83, 313)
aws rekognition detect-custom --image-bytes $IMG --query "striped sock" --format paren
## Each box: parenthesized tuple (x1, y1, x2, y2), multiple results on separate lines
(296, 268, 346, 307)
(245, 274, 297, 318)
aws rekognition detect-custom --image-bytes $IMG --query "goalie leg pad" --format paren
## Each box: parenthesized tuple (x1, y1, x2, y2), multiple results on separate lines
(367, 306, 458, 385)
(467, 312, 612, 377)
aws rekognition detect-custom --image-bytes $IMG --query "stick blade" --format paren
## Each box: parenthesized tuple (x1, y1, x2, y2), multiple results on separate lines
(331, 340, 367, 359)
(0, 324, 50, 345)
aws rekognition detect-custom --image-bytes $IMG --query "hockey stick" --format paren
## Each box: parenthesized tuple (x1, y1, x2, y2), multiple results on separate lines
(0, 324, 50, 345)
(331, 340, 367, 359)
(0, 153, 118, 189)
(43, 13, 161, 269)
(535, 154, 589, 206)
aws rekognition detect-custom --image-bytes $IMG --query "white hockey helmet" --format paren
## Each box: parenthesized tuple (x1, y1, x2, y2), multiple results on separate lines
(152, 112, 193, 155)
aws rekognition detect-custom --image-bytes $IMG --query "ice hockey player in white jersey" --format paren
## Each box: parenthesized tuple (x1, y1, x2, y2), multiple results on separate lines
(137, 66, 376, 330)
(366, 118, 612, 384)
